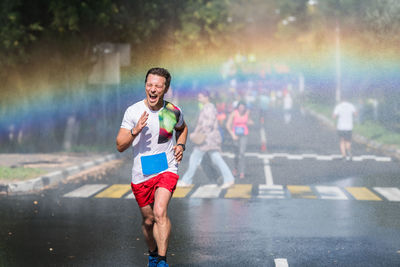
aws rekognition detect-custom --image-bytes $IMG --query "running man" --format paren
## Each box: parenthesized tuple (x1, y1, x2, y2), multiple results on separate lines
(333, 97, 357, 160)
(116, 67, 188, 267)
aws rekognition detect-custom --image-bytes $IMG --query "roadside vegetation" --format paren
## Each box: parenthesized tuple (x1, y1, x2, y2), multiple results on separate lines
(0, 167, 46, 181)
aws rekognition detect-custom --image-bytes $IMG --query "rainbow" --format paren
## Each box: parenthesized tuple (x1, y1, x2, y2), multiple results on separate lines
(1, 34, 399, 151)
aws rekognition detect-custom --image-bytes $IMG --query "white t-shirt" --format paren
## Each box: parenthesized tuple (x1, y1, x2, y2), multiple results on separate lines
(121, 100, 184, 184)
(333, 101, 356, 131)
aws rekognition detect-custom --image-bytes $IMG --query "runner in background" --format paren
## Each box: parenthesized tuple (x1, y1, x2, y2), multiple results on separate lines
(226, 101, 254, 179)
(333, 97, 357, 160)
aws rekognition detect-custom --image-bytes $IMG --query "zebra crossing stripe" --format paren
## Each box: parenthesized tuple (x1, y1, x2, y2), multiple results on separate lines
(258, 184, 285, 199)
(94, 184, 131, 198)
(191, 184, 222, 198)
(345, 187, 382, 201)
(373, 187, 400, 202)
(125, 192, 135, 199)
(287, 185, 317, 199)
(173, 185, 194, 198)
(63, 184, 108, 198)
(63, 184, 400, 201)
(225, 184, 252, 199)
(274, 258, 289, 267)
(315, 186, 348, 200)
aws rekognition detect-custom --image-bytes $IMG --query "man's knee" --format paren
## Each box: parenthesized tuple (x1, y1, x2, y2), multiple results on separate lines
(143, 216, 155, 228)
(153, 206, 168, 224)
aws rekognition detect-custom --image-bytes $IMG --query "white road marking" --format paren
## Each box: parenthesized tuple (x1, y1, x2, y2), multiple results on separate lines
(258, 184, 285, 199)
(63, 184, 108, 198)
(286, 155, 303, 160)
(315, 186, 348, 200)
(375, 157, 392, 162)
(263, 158, 274, 186)
(274, 258, 289, 267)
(316, 155, 333, 161)
(125, 192, 135, 199)
(232, 152, 392, 162)
(373, 187, 400, 201)
(301, 153, 318, 158)
(190, 184, 222, 198)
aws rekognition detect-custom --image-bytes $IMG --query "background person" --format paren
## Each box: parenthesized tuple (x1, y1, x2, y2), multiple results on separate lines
(333, 97, 357, 160)
(116, 67, 188, 267)
(226, 101, 253, 179)
(177, 90, 235, 189)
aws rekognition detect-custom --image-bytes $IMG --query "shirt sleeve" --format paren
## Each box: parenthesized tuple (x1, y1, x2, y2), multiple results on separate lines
(121, 107, 135, 130)
(333, 105, 339, 116)
(175, 106, 184, 128)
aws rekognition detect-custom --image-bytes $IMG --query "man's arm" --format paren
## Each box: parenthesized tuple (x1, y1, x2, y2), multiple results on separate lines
(173, 121, 188, 163)
(116, 128, 135, 152)
(116, 111, 148, 152)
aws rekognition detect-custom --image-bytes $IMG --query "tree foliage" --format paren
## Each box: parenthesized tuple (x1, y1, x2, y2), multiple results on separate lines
(0, 0, 399, 72)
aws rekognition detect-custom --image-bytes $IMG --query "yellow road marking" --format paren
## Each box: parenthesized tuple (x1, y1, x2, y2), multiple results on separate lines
(287, 185, 317, 199)
(173, 185, 194, 198)
(225, 184, 252, 198)
(345, 187, 382, 201)
(94, 184, 131, 198)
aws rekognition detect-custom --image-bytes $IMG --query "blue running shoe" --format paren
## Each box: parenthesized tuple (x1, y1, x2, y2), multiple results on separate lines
(148, 255, 158, 267)
(157, 260, 169, 267)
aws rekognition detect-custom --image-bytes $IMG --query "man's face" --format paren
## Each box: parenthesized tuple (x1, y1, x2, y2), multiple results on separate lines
(145, 74, 167, 110)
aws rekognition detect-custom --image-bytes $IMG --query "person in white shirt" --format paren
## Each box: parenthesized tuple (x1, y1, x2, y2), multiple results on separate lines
(116, 67, 188, 267)
(333, 98, 357, 160)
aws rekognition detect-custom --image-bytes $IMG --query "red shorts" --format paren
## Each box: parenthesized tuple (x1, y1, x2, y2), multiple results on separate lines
(131, 172, 179, 207)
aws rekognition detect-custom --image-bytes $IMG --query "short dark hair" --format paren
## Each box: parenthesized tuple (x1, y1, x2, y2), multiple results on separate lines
(145, 67, 171, 89)
(198, 89, 210, 98)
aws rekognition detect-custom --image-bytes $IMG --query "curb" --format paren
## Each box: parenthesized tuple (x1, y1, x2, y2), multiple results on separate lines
(305, 108, 400, 161)
(2, 153, 122, 195)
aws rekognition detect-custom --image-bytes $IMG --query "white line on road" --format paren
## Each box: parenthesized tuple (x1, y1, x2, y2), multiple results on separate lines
(373, 187, 400, 201)
(258, 184, 285, 199)
(190, 184, 222, 198)
(274, 258, 289, 267)
(263, 158, 274, 186)
(63, 184, 108, 198)
(315, 186, 348, 200)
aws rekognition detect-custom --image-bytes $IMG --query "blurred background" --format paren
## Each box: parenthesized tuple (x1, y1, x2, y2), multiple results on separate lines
(1, 0, 399, 153)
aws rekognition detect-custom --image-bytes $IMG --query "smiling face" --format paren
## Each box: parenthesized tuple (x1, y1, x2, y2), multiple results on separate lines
(145, 74, 168, 110)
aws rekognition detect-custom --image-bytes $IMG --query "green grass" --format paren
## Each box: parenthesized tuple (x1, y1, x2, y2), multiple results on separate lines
(303, 101, 334, 119)
(0, 167, 46, 181)
(354, 121, 400, 147)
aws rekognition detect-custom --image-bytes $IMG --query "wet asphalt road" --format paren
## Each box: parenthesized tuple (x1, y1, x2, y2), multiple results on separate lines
(1, 108, 400, 267)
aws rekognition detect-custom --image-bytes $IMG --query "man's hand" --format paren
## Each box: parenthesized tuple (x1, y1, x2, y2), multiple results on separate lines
(132, 111, 149, 136)
(116, 111, 148, 153)
(173, 144, 184, 163)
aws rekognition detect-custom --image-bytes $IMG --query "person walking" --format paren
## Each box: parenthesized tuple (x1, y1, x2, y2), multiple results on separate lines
(333, 97, 357, 160)
(116, 67, 188, 267)
(283, 92, 293, 124)
(226, 101, 253, 179)
(177, 90, 235, 189)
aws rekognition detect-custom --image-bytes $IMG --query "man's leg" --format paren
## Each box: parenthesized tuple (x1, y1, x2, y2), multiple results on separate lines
(180, 147, 205, 184)
(340, 138, 347, 157)
(152, 187, 172, 257)
(139, 204, 157, 252)
(345, 140, 352, 157)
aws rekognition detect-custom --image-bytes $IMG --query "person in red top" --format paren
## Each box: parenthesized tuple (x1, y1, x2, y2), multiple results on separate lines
(226, 101, 253, 179)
